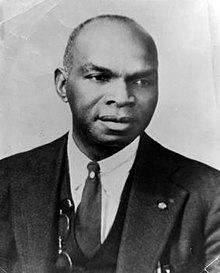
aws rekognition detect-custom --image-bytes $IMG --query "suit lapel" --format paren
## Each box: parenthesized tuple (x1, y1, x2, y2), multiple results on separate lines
(11, 134, 68, 273)
(116, 134, 189, 273)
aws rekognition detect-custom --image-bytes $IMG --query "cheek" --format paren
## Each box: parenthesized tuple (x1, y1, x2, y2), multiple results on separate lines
(67, 80, 102, 110)
(137, 90, 158, 115)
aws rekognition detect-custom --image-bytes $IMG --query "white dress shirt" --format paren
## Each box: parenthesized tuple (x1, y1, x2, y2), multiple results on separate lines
(67, 132, 139, 243)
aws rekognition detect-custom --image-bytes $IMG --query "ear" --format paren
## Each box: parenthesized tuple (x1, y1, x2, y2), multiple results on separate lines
(54, 68, 68, 103)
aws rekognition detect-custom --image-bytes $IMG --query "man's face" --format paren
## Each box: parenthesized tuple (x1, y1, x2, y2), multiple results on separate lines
(65, 21, 158, 151)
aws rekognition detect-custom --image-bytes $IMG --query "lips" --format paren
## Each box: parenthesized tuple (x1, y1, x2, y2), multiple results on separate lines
(99, 115, 133, 123)
(97, 115, 134, 132)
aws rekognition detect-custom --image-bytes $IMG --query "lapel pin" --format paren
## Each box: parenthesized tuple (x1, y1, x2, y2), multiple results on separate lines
(158, 201, 167, 210)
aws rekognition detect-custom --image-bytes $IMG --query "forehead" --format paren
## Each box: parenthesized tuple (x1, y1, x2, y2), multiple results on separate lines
(72, 20, 157, 73)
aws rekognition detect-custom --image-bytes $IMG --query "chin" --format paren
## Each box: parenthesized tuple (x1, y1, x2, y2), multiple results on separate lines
(96, 134, 135, 148)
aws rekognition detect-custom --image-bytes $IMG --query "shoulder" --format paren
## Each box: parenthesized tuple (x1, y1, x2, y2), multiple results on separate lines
(140, 133, 220, 195)
(0, 133, 68, 185)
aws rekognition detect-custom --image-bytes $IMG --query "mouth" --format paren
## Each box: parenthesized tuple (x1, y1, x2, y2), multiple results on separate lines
(99, 115, 133, 123)
(98, 115, 134, 131)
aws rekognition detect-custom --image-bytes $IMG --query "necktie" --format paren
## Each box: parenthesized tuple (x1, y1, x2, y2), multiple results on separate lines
(75, 161, 101, 258)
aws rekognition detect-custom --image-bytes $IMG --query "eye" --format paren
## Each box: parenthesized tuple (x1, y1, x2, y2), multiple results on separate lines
(133, 78, 150, 86)
(85, 73, 111, 83)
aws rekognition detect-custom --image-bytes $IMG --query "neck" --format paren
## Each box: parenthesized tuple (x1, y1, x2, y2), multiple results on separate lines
(71, 133, 126, 161)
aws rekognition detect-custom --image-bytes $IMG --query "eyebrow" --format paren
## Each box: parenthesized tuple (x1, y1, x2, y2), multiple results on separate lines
(125, 70, 158, 82)
(78, 62, 157, 80)
(78, 63, 116, 76)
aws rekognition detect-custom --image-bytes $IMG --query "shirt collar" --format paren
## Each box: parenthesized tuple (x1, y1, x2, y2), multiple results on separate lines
(68, 132, 90, 190)
(67, 131, 140, 190)
(99, 137, 139, 175)
(99, 137, 139, 196)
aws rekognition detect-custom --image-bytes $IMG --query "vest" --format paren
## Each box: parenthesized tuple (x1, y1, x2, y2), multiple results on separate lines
(58, 157, 133, 273)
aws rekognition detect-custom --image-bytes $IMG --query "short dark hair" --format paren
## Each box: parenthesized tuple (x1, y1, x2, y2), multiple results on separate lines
(63, 14, 157, 73)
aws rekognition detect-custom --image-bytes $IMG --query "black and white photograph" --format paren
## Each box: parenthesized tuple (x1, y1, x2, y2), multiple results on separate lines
(0, 0, 220, 272)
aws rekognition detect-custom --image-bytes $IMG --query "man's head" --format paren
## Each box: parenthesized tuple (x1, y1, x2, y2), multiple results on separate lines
(55, 15, 158, 160)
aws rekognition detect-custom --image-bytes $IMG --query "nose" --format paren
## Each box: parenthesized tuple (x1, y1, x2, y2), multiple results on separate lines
(105, 79, 135, 107)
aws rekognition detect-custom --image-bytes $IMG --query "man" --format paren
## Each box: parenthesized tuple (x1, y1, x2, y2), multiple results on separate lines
(0, 14, 220, 273)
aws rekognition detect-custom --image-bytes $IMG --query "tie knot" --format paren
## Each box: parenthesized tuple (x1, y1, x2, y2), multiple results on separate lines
(87, 161, 100, 179)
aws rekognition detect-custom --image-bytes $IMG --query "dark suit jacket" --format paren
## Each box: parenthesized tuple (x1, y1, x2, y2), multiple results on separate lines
(0, 133, 220, 273)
